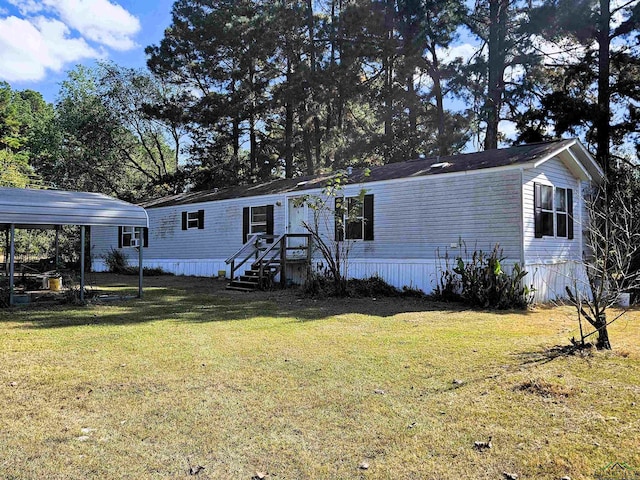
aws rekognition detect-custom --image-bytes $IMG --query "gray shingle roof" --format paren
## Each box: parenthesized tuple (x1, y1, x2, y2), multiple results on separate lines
(143, 139, 587, 209)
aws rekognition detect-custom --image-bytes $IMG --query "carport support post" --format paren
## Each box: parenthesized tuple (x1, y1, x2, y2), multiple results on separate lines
(8, 224, 15, 306)
(80, 225, 85, 302)
(54, 226, 60, 269)
(137, 227, 143, 299)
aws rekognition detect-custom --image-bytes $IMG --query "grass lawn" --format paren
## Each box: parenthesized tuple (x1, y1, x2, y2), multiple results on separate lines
(0, 273, 639, 479)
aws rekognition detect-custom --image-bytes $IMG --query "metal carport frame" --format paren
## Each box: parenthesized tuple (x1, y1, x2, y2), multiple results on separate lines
(0, 187, 149, 306)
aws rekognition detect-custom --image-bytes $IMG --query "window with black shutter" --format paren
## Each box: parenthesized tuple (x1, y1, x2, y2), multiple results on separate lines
(243, 205, 275, 243)
(556, 188, 567, 237)
(335, 194, 374, 241)
(118, 226, 148, 247)
(181, 209, 205, 229)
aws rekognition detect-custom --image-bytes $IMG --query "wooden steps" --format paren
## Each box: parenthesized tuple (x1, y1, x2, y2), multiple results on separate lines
(225, 233, 311, 292)
(226, 265, 279, 291)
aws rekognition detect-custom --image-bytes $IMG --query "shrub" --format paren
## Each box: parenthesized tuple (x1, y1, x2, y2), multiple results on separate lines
(127, 266, 171, 276)
(347, 276, 401, 297)
(435, 244, 534, 309)
(401, 285, 426, 298)
(434, 248, 462, 302)
(302, 267, 334, 297)
(102, 248, 129, 274)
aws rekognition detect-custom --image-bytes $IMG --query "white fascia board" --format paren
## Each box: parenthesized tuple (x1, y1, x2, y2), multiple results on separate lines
(532, 139, 577, 169)
(573, 141, 605, 181)
(564, 148, 593, 182)
(531, 139, 603, 183)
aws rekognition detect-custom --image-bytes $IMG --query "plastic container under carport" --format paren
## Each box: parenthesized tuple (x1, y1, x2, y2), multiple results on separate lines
(49, 277, 62, 291)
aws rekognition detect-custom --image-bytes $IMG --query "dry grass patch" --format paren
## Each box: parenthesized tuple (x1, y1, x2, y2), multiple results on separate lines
(515, 378, 575, 398)
(0, 273, 638, 479)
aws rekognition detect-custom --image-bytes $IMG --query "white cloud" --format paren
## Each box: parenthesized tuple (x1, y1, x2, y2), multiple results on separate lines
(43, 0, 141, 51)
(531, 36, 587, 66)
(0, 0, 140, 82)
(6, 0, 44, 15)
(0, 15, 100, 82)
(437, 43, 479, 64)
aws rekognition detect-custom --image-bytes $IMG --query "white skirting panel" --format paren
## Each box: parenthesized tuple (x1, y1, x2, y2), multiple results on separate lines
(343, 259, 440, 293)
(92, 259, 230, 277)
(523, 260, 587, 303)
(92, 257, 586, 304)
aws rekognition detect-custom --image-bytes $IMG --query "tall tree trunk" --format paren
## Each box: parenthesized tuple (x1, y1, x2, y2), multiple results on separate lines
(284, 84, 294, 178)
(407, 74, 417, 159)
(427, 44, 448, 156)
(233, 116, 240, 173)
(300, 103, 314, 175)
(306, 0, 322, 170)
(596, 0, 611, 179)
(484, 0, 508, 151)
(383, 0, 395, 162)
(249, 61, 257, 177)
(283, 49, 294, 178)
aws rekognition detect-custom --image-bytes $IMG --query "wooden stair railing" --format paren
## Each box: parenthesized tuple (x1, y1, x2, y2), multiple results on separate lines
(225, 233, 312, 291)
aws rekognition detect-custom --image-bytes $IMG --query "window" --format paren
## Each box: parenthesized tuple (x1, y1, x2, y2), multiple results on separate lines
(118, 226, 148, 248)
(540, 184, 554, 237)
(335, 194, 374, 241)
(242, 205, 274, 242)
(534, 183, 573, 239)
(555, 188, 567, 237)
(181, 209, 205, 230)
(250, 206, 268, 234)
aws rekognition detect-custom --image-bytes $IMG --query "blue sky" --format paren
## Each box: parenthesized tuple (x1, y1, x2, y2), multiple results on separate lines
(0, 0, 175, 103)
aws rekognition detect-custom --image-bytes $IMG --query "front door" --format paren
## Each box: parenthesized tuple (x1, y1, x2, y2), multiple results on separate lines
(287, 198, 307, 258)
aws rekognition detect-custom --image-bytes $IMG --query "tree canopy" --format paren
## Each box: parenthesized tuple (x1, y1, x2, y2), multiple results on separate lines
(0, 0, 637, 200)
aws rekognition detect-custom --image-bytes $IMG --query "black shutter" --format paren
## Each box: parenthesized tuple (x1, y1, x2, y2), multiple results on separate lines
(198, 209, 205, 229)
(534, 183, 543, 238)
(243, 207, 250, 243)
(266, 204, 274, 243)
(181, 211, 187, 230)
(118, 226, 122, 248)
(335, 197, 344, 241)
(567, 189, 574, 240)
(143, 227, 149, 247)
(363, 194, 374, 241)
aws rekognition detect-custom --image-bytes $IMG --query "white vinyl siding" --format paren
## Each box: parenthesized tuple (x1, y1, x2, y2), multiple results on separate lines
(523, 156, 581, 262)
(335, 170, 523, 262)
(90, 155, 595, 303)
(92, 193, 286, 264)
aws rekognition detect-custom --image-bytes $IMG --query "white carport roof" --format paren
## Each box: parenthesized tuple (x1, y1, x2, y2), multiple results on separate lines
(1, 187, 148, 306)
(0, 187, 148, 229)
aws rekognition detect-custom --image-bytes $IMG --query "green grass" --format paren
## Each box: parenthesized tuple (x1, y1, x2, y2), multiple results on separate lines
(0, 274, 639, 479)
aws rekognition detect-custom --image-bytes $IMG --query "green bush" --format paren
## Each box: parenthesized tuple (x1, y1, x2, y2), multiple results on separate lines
(102, 248, 129, 274)
(347, 276, 401, 297)
(435, 244, 534, 309)
(127, 266, 171, 276)
(303, 271, 425, 298)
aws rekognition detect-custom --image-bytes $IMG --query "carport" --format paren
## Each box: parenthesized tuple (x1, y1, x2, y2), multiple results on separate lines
(0, 187, 149, 306)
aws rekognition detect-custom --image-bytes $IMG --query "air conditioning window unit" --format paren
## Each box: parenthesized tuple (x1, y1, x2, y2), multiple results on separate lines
(130, 238, 140, 247)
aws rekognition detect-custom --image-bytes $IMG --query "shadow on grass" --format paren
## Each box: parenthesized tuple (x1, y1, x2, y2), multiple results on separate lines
(514, 344, 590, 366)
(0, 273, 531, 329)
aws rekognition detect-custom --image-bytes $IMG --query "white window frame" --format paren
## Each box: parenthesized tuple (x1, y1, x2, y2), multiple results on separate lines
(344, 196, 365, 240)
(121, 226, 141, 247)
(555, 187, 568, 238)
(250, 206, 268, 235)
(538, 184, 571, 238)
(186, 211, 200, 229)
